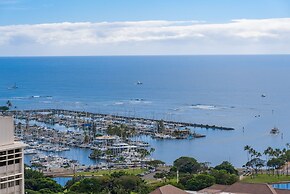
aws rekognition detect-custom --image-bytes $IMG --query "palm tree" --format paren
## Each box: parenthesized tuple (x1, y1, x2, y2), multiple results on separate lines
(245, 147, 264, 175)
(264, 147, 273, 174)
(249, 148, 257, 160)
(6, 100, 12, 108)
(149, 147, 155, 156)
(244, 145, 251, 162)
(271, 148, 283, 176)
(286, 143, 290, 176)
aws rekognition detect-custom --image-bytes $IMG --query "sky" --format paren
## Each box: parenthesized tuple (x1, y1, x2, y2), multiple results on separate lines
(0, 0, 290, 56)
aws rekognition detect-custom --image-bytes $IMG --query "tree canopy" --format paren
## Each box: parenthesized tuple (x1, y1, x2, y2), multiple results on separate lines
(173, 156, 201, 174)
(214, 161, 238, 175)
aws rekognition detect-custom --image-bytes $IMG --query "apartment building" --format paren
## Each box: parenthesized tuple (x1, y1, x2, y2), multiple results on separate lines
(0, 117, 26, 194)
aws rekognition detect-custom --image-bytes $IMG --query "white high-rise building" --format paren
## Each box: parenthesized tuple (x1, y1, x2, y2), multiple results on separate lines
(0, 117, 26, 194)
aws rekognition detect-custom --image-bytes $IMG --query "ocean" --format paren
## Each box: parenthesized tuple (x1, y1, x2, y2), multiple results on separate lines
(1, 55, 290, 167)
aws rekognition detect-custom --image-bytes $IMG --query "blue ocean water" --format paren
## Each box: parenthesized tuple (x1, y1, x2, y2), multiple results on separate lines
(1, 55, 290, 167)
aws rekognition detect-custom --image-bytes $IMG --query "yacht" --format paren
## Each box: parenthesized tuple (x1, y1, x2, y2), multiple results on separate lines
(270, 127, 279, 134)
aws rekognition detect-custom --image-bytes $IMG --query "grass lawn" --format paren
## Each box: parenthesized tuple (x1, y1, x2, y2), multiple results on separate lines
(242, 174, 290, 183)
(73, 168, 146, 176)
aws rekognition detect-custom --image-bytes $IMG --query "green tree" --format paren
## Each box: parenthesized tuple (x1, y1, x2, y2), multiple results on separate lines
(214, 161, 238, 175)
(64, 176, 84, 190)
(24, 168, 62, 193)
(264, 146, 274, 173)
(113, 175, 148, 194)
(69, 177, 109, 193)
(246, 157, 265, 175)
(25, 178, 62, 193)
(138, 148, 150, 158)
(267, 157, 285, 176)
(0, 106, 9, 112)
(173, 156, 201, 174)
(24, 168, 44, 179)
(90, 149, 103, 159)
(25, 190, 41, 194)
(285, 144, 290, 176)
(185, 174, 215, 191)
(145, 160, 165, 168)
(210, 169, 238, 185)
(244, 145, 251, 162)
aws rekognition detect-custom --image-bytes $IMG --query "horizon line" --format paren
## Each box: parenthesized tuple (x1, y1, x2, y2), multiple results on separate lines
(1, 54, 290, 58)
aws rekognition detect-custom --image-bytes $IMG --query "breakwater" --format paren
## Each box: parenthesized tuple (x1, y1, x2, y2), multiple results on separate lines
(8, 108, 235, 131)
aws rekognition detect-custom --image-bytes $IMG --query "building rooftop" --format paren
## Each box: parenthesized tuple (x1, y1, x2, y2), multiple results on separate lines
(0, 116, 14, 146)
(198, 182, 290, 194)
(150, 184, 188, 194)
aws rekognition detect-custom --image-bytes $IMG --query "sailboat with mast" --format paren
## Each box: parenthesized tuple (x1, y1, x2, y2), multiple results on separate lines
(270, 110, 280, 134)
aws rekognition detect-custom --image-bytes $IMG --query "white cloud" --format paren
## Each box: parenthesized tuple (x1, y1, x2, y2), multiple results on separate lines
(0, 18, 290, 56)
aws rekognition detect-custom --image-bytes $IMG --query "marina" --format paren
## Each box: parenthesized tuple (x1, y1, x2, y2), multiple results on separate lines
(3, 108, 235, 178)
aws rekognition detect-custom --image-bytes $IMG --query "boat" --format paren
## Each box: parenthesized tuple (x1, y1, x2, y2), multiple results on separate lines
(7, 83, 18, 90)
(261, 94, 266, 98)
(24, 149, 38, 155)
(192, 132, 206, 138)
(136, 81, 143, 85)
(270, 127, 279, 134)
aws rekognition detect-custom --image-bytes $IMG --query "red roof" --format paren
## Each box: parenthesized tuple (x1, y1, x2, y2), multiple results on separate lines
(199, 182, 290, 194)
(150, 184, 188, 194)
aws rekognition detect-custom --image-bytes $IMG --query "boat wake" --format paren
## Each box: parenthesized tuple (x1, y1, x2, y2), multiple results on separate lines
(190, 104, 235, 110)
(191, 104, 218, 110)
(112, 99, 152, 106)
(12, 96, 53, 100)
(114, 102, 125, 105)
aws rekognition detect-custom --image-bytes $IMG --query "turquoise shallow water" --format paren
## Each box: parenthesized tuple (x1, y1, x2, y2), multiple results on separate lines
(1, 55, 290, 167)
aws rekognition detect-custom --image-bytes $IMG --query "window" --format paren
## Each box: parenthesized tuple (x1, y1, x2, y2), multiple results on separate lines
(8, 160, 14, 165)
(0, 151, 6, 156)
(15, 154, 20, 158)
(8, 181, 14, 187)
(15, 159, 20, 164)
(0, 178, 7, 182)
(8, 155, 14, 159)
(15, 149, 20, 153)
(15, 180, 20, 186)
(8, 150, 14, 155)
(0, 162, 6, 167)
(0, 156, 5, 161)
(0, 183, 7, 189)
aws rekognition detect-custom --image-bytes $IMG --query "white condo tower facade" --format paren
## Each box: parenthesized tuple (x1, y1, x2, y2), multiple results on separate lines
(0, 117, 26, 194)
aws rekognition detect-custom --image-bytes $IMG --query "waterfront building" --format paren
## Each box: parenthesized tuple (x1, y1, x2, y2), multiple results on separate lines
(0, 117, 26, 194)
(94, 135, 119, 146)
(108, 143, 137, 155)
